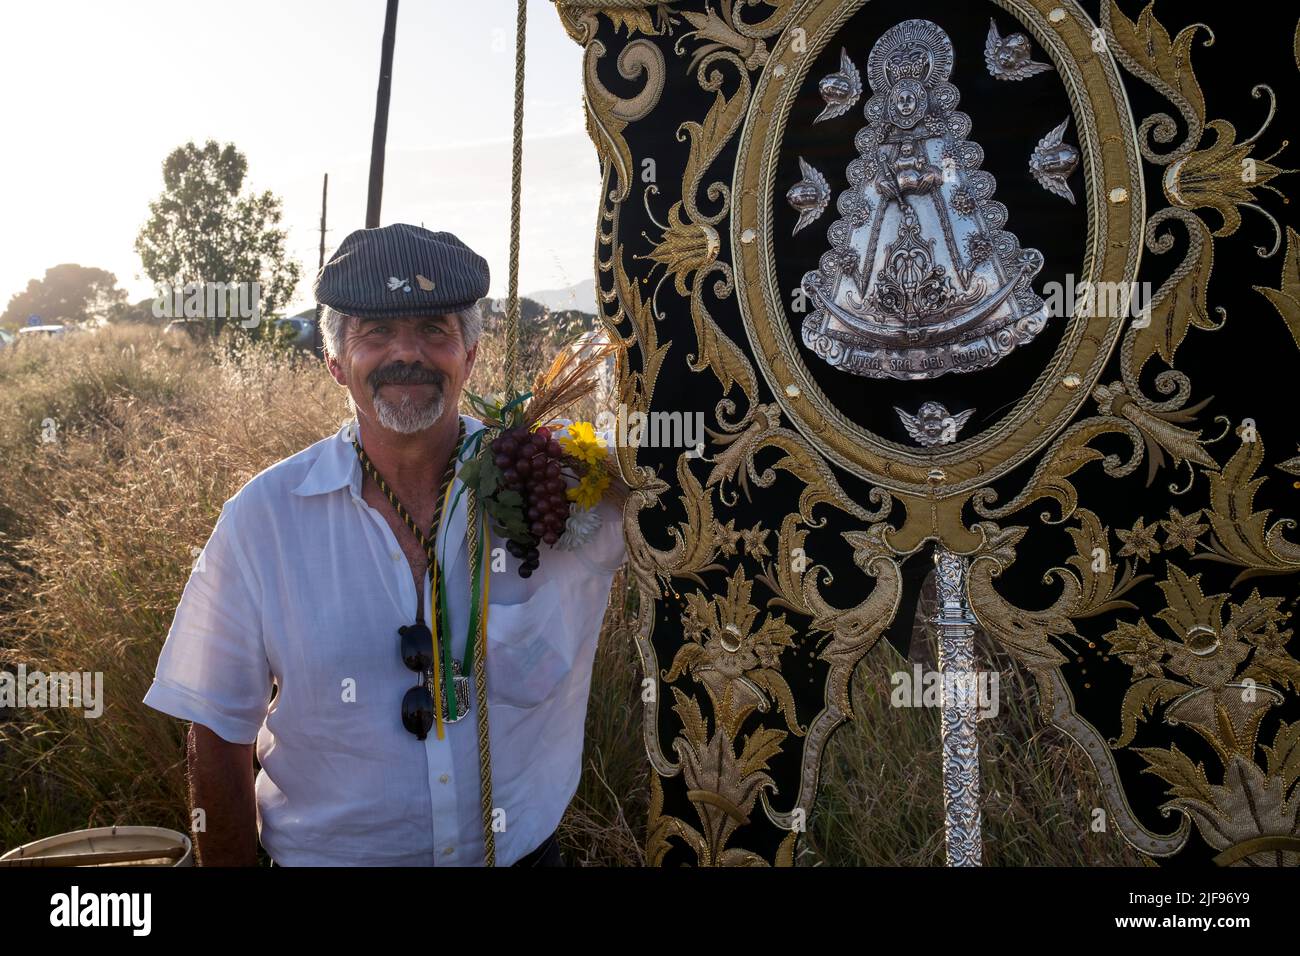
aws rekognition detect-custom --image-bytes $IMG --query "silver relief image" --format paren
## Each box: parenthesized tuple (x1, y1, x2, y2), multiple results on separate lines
(801, 19, 1050, 381)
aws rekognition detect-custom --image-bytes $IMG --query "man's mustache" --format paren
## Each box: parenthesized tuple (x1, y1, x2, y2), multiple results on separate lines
(369, 363, 445, 397)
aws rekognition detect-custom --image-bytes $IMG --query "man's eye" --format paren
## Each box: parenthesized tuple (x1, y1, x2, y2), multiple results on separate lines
(369, 325, 389, 335)
(424, 323, 446, 334)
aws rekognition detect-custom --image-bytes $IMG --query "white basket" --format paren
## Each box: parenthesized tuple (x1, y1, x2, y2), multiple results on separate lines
(1, 825, 193, 867)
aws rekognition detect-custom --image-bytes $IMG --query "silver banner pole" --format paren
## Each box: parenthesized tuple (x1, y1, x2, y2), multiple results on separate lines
(933, 547, 983, 866)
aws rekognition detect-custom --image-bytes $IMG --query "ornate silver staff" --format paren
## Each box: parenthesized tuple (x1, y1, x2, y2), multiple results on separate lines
(933, 547, 983, 866)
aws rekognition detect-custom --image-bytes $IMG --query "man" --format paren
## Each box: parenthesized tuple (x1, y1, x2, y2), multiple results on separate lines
(143, 224, 627, 866)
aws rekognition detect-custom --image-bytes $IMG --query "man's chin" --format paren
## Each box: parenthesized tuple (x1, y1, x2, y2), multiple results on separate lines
(372, 394, 446, 434)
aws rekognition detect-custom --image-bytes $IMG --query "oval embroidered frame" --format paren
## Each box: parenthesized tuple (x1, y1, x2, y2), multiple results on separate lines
(732, 0, 1144, 498)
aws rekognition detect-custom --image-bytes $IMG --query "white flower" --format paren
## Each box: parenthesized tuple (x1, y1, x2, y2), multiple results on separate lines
(557, 502, 602, 551)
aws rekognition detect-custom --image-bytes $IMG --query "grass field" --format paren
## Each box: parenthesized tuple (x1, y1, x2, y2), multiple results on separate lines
(0, 322, 1141, 865)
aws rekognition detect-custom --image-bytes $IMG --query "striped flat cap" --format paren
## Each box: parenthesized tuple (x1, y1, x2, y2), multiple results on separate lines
(313, 223, 489, 318)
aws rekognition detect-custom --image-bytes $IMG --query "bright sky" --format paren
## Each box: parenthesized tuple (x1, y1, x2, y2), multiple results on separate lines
(0, 0, 598, 313)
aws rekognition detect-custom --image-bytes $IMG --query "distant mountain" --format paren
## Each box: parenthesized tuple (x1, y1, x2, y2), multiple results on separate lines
(521, 278, 596, 315)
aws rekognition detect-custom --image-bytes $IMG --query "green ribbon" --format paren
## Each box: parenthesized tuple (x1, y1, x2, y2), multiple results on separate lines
(438, 412, 537, 720)
(438, 559, 456, 719)
(439, 454, 488, 721)
(458, 428, 488, 466)
(465, 507, 484, 681)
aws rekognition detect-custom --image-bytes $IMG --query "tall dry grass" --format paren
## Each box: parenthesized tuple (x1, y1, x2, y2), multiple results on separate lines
(0, 326, 348, 852)
(798, 637, 1143, 866)
(0, 321, 1135, 865)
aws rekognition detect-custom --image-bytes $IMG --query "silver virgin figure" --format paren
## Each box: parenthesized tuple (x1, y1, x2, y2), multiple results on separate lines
(801, 19, 1050, 381)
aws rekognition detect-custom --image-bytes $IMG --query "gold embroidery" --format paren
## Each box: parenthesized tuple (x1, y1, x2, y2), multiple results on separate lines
(1255, 227, 1300, 351)
(560, 0, 1300, 866)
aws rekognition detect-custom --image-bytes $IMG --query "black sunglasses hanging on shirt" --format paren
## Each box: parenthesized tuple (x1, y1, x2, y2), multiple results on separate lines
(354, 418, 467, 740)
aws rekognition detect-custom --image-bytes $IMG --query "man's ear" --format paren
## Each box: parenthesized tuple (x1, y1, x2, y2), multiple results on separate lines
(464, 341, 478, 381)
(325, 352, 347, 388)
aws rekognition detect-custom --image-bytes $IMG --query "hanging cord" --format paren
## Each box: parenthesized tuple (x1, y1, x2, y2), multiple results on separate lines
(505, 0, 527, 398)
(356, 419, 497, 865)
(353, 421, 464, 736)
(447, 0, 525, 867)
(466, 488, 495, 865)
(352, 424, 459, 623)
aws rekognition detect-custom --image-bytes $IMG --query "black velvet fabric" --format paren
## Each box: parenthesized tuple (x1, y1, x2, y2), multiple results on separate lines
(587, 0, 1298, 865)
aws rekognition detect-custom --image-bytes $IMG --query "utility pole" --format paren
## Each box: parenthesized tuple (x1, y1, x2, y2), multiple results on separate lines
(366, 0, 399, 229)
(313, 172, 329, 358)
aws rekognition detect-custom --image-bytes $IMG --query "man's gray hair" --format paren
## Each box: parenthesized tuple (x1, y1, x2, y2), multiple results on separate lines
(319, 301, 484, 359)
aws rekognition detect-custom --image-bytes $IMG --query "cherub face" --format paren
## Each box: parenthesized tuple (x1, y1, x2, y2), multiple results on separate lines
(894, 87, 918, 116)
(919, 402, 946, 437)
(998, 34, 1030, 68)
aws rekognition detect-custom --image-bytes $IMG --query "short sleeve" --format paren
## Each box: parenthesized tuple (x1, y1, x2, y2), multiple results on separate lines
(579, 496, 628, 574)
(142, 492, 271, 745)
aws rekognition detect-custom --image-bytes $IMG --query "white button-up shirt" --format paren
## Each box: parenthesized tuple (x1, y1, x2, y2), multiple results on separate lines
(143, 415, 626, 865)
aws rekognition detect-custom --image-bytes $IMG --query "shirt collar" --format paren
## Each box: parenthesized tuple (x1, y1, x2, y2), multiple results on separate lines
(292, 415, 486, 500)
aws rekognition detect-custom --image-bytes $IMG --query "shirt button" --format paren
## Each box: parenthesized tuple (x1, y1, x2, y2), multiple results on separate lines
(391, 551, 401, 561)
(439, 774, 450, 784)
(442, 846, 455, 856)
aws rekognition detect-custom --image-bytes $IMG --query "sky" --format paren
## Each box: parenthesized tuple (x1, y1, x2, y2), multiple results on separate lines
(0, 0, 599, 314)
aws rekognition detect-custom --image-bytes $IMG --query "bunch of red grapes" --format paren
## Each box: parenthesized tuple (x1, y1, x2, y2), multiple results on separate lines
(492, 425, 568, 578)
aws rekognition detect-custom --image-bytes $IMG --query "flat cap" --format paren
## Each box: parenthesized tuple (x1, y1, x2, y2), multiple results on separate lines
(313, 223, 489, 318)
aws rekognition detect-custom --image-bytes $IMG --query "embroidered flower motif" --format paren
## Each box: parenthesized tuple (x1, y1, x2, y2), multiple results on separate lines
(1116, 517, 1162, 563)
(1111, 620, 1167, 679)
(557, 502, 603, 550)
(1160, 507, 1207, 555)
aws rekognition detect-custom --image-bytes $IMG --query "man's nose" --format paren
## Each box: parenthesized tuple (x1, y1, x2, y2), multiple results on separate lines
(387, 322, 430, 361)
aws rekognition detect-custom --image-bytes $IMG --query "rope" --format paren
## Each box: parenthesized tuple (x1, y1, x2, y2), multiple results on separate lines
(352, 419, 461, 617)
(424, 0, 532, 867)
(505, 0, 527, 399)
(467, 486, 495, 866)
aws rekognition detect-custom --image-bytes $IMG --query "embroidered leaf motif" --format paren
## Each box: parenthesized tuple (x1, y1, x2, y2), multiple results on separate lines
(738, 726, 785, 779)
(1255, 226, 1300, 351)
(1134, 742, 1216, 804)
(1114, 676, 1189, 748)
(1262, 720, 1300, 792)
(1133, 213, 1213, 369)
(1106, 1, 1207, 123)
(606, 8, 658, 37)
(672, 685, 708, 749)
(1201, 437, 1300, 582)
(1156, 565, 1226, 635)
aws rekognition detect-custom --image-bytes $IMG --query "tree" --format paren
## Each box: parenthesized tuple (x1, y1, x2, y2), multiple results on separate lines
(135, 140, 301, 335)
(112, 296, 167, 326)
(480, 296, 596, 369)
(1, 264, 127, 330)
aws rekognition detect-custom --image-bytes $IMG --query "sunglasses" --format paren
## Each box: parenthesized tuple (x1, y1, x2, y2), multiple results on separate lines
(398, 622, 469, 739)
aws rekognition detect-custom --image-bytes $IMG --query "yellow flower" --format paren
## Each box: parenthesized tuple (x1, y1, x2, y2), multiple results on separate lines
(566, 467, 610, 509)
(558, 420, 606, 466)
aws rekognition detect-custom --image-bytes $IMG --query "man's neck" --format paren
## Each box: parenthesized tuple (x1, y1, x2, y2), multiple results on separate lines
(356, 411, 461, 507)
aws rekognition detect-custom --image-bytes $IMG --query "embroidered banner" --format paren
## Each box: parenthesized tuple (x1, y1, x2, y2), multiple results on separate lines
(556, 0, 1300, 866)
